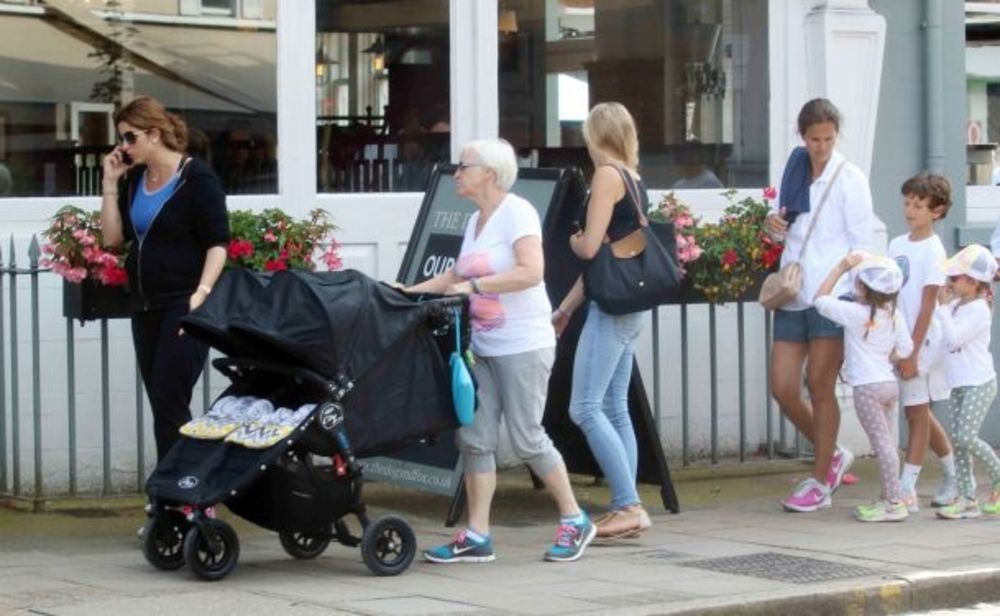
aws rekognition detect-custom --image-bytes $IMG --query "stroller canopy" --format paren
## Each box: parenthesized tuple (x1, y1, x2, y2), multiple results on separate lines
(183, 268, 443, 384)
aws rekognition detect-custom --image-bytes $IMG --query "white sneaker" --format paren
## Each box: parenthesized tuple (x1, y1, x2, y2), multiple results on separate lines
(931, 476, 959, 507)
(854, 500, 909, 522)
(899, 486, 920, 513)
(936, 497, 981, 520)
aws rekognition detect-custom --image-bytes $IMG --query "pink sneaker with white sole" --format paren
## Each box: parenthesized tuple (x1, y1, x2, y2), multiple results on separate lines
(783, 478, 832, 512)
(825, 446, 854, 492)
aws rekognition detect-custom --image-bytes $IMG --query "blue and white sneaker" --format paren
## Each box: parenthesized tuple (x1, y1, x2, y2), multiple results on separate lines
(423, 529, 495, 563)
(543, 515, 596, 562)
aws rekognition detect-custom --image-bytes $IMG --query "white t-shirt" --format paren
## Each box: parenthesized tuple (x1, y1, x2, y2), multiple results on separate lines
(889, 233, 947, 372)
(773, 150, 874, 310)
(814, 296, 913, 387)
(935, 298, 996, 388)
(454, 193, 555, 357)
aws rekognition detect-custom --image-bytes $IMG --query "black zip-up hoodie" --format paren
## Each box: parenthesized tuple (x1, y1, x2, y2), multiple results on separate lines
(116, 157, 229, 311)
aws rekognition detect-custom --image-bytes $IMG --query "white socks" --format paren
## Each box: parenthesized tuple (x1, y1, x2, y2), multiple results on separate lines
(939, 453, 957, 478)
(900, 463, 922, 493)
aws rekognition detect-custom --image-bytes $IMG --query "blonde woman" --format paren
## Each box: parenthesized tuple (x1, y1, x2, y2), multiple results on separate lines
(554, 103, 652, 539)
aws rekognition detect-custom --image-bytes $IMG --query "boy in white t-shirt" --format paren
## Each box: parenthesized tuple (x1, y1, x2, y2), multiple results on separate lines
(888, 173, 959, 511)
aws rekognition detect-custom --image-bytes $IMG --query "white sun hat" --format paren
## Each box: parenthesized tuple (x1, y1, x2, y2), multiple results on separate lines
(942, 244, 998, 283)
(852, 253, 904, 295)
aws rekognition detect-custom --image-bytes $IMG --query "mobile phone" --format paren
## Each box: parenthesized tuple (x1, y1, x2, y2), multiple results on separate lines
(121, 152, 133, 166)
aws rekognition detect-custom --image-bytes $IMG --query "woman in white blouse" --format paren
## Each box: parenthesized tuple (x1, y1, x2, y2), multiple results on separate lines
(764, 98, 874, 513)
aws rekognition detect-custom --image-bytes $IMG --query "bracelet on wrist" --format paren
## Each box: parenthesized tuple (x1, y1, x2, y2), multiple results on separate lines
(469, 278, 481, 294)
(197, 284, 212, 295)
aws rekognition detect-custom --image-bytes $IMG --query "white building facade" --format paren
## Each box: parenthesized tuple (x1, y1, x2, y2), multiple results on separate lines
(2, 0, 977, 494)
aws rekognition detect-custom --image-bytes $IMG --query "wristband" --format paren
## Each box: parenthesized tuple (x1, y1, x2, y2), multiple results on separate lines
(469, 278, 481, 294)
(197, 284, 212, 295)
(555, 307, 570, 318)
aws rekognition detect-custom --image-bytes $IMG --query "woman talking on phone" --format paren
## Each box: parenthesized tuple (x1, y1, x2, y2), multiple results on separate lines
(100, 96, 229, 462)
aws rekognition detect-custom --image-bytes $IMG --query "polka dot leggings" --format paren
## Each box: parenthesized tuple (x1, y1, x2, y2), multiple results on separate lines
(950, 379, 1000, 499)
(853, 382, 902, 501)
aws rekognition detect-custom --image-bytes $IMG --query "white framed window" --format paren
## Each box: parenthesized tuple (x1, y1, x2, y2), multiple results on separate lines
(179, 0, 234, 17)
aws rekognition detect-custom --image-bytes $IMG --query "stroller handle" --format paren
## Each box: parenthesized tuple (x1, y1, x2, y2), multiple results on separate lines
(212, 357, 340, 397)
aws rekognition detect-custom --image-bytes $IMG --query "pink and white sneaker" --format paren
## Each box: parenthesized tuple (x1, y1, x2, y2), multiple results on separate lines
(783, 478, 832, 512)
(825, 446, 854, 493)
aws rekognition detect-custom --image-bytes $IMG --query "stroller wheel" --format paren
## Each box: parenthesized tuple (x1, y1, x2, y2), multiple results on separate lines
(141, 510, 188, 571)
(361, 515, 415, 576)
(279, 526, 332, 560)
(183, 519, 240, 581)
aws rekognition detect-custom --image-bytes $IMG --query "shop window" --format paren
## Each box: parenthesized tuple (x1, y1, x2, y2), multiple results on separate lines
(316, 0, 450, 193)
(0, 2, 277, 197)
(499, 0, 769, 189)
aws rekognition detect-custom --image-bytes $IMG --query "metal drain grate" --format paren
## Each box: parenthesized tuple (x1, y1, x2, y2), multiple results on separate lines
(679, 551, 876, 584)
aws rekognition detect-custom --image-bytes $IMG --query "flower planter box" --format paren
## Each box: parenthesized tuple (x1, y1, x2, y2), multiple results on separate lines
(63, 280, 133, 321)
(669, 271, 769, 305)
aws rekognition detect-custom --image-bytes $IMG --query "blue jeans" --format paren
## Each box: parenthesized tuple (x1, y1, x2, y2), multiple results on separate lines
(569, 302, 645, 510)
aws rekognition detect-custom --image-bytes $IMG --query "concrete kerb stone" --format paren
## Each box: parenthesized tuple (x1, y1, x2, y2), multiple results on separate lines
(662, 568, 1000, 616)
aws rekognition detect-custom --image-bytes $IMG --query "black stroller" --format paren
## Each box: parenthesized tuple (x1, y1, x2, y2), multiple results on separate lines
(140, 268, 468, 581)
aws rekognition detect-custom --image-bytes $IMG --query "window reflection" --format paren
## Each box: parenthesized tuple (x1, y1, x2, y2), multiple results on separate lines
(316, 0, 450, 193)
(499, 0, 769, 189)
(0, 0, 277, 197)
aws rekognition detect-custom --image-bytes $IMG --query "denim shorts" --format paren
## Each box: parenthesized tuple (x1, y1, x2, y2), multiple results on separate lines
(773, 307, 843, 342)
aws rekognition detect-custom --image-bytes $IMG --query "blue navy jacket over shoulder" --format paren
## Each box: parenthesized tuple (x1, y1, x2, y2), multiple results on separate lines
(780, 146, 812, 225)
(115, 157, 229, 311)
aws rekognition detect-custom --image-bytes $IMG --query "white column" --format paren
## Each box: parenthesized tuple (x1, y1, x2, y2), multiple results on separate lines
(802, 0, 886, 178)
(450, 0, 498, 159)
(769, 0, 886, 180)
(276, 1, 317, 215)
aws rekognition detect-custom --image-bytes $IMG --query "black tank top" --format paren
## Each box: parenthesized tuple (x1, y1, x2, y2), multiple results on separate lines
(594, 169, 646, 242)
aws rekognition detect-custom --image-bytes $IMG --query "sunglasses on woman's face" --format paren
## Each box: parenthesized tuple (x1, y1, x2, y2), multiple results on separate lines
(117, 129, 149, 145)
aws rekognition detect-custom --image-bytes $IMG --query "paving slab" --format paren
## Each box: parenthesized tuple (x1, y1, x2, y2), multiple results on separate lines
(3, 457, 1000, 615)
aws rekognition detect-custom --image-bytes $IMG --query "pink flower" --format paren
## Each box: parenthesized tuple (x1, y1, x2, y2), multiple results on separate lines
(763, 186, 777, 201)
(674, 213, 694, 229)
(676, 234, 689, 250)
(98, 265, 128, 286)
(42, 244, 54, 255)
(263, 230, 278, 243)
(72, 229, 95, 246)
(66, 267, 87, 283)
(323, 241, 343, 271)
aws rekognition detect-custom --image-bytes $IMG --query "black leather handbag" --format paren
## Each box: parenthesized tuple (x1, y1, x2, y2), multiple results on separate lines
(583, 169, 682, 315)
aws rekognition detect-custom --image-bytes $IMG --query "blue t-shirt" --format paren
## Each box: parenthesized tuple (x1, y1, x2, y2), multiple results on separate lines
(131, 171, 181, 238)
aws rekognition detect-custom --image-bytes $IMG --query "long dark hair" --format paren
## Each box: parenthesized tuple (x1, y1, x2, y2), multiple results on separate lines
(797, 98, 841, 136)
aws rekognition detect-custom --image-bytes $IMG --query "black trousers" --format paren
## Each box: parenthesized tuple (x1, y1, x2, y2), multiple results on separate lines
(131, 305, 208, 461)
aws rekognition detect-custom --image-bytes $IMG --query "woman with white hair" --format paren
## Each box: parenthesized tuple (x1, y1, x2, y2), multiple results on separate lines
(405, 139, 595, 563)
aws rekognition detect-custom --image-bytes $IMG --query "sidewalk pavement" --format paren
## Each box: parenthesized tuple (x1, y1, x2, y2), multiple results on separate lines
(3, 457, 1000, 616)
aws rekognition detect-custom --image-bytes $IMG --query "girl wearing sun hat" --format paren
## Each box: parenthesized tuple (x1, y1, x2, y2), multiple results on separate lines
(933, 244, 1000, 520)
(813, 251, 914, 521)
